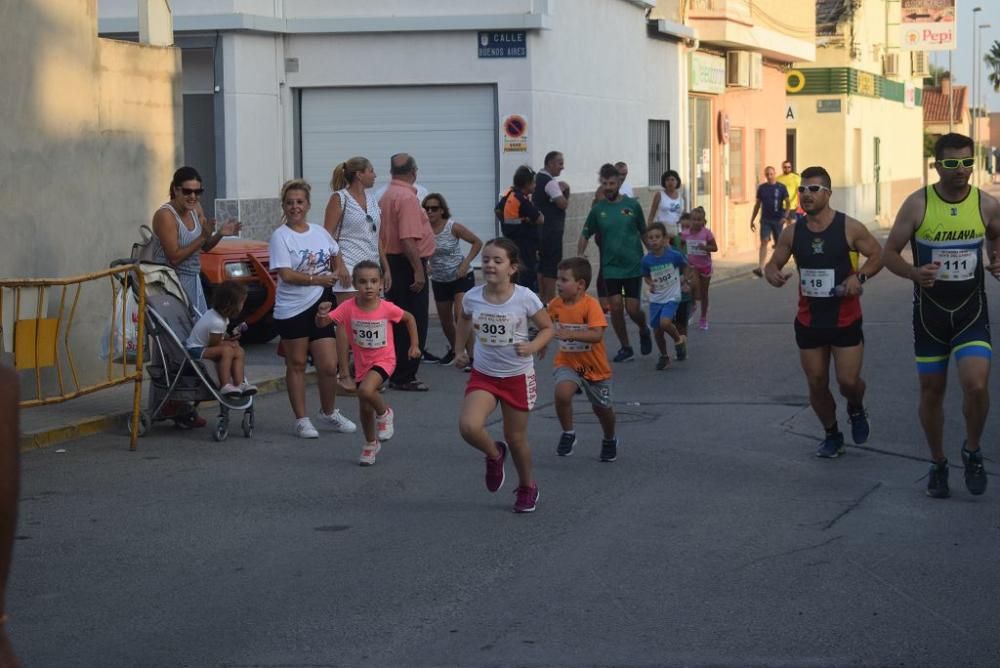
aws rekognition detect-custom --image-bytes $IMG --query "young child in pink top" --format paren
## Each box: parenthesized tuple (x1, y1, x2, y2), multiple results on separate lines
(317, 261, 419, 465)
(679, 206, 718, 330)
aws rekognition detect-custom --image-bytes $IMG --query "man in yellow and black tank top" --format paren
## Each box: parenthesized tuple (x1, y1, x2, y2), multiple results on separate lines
(884, 133, 1000, 499)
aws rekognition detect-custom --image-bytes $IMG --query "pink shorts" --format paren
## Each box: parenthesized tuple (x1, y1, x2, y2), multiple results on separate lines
(465, 369, 537, 411)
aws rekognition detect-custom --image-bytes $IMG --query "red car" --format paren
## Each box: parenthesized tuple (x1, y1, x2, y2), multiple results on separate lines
(200, 239, 277, 343)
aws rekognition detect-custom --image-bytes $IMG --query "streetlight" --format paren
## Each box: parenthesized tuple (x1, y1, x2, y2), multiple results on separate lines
(971, 8, 980, 147)
(977, 23, 992, 185)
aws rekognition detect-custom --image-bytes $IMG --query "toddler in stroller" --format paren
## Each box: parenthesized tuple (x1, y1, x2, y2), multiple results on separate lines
(186, 281, 258, 398)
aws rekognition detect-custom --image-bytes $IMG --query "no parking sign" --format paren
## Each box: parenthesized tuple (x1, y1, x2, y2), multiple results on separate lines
(502, 114, 528, 153)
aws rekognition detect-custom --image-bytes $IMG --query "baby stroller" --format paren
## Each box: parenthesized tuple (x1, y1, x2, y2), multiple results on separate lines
(119, 261, 255, 442)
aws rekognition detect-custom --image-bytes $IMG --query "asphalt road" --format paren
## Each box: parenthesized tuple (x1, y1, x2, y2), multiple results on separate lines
(8, 266, 1000, 667)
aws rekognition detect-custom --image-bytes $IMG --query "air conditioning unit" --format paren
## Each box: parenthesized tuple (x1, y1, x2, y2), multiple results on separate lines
(882, 52, 899, 77)
(911, 51, 929, 77)
(749, 52, 764, 90)
(726, 50, 751, 88)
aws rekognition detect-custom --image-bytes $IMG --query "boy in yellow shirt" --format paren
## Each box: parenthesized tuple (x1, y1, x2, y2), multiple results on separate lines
(543, 257, 619, 462)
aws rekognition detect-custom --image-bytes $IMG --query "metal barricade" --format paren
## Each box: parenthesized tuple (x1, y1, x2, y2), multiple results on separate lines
(0, 265, 146, 450)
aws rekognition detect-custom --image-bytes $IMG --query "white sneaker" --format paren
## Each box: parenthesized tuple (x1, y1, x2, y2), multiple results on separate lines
(295, 417, 319, 439)
(220, 383, 242, 397)
(239, 380, 258, 396)
(318, 408, 357, 433)
(376, 407, 394, 441)
(359, 441, 381, 466)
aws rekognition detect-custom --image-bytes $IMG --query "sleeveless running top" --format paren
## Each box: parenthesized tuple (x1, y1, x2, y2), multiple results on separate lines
(791, 211, 861, 328)
(910, 185, 986, 308)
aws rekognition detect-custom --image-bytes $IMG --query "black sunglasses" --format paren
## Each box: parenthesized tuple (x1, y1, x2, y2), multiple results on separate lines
(365, 214, 376, 233)
(423, 205, 441, 212)
(797, 184, 831, 194)
(180, 187, 204, 196)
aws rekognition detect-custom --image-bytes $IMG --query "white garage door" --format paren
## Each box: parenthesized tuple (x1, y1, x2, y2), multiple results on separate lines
(300, 85, 498, 247)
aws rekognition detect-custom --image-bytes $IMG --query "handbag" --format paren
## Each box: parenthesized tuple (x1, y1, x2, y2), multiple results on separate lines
(131, 224, 157, 263)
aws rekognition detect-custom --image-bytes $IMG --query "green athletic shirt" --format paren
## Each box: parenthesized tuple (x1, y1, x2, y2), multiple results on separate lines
(582, 196, 647, 279)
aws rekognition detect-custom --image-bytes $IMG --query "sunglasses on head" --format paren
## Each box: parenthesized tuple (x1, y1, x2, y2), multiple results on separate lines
(938, 158, 975, 169)
(180, 187, 204, 196)
(797, 184, 831, 194)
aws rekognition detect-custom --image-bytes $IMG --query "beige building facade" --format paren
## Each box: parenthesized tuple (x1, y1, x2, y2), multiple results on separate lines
(787, 0, 926, 227)
(0, 0, 182, 384)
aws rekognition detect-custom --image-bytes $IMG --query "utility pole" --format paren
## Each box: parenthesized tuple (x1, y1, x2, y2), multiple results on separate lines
(972, 7, 981, 169)
(948, 50, 954, 133)
(977, 24, 992, 186)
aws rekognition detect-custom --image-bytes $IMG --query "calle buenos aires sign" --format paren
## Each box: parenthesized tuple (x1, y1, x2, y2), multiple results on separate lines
(900, 0, 956, 51)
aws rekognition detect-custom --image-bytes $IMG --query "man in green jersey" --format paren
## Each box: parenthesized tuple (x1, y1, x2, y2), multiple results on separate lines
(883, 133, 1000, 499)
(579, 163, 652, 362)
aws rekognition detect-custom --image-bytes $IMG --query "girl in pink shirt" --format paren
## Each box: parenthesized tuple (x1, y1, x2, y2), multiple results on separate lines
(317, 261, 419, 465)
(680, 206, 718, 330)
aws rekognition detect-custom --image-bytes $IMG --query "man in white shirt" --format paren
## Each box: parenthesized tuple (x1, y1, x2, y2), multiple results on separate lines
(534, 150, 570, 303)
(616, 161, 634, 198)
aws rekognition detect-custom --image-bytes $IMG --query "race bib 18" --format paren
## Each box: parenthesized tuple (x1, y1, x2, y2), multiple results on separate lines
(800, 268, 835, 298)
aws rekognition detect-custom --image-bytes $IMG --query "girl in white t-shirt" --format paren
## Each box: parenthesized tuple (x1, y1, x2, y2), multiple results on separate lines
(185, 280, 257, 398)
(453, 238, 554, 513)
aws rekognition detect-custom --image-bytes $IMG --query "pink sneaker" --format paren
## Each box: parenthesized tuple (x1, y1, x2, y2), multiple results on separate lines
(485, 441, 507, 492)
(359, 441, 381, 466)
(698, 317, 709, 331)
(513, 483, 539, 513)
(376, 407, 394, 440)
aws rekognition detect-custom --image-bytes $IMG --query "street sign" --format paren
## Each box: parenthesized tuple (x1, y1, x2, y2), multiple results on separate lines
(900, 0, 956, 51)
(478, 31, 527, 58)
(817, 99, 842, 113)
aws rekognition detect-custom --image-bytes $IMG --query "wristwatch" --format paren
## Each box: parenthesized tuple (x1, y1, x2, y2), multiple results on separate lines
(857, 273, 867, 285)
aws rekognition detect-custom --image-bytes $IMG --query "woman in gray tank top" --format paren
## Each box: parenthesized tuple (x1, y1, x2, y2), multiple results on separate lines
(150, 167, 241, 313)
(423, 192, 482, 365)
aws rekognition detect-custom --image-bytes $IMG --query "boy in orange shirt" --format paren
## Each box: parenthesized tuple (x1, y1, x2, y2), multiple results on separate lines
(543, 257, 619, 462)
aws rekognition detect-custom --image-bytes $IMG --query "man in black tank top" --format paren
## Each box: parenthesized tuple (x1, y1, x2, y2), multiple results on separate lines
(882, 133, 1000, 499)
(764, 166, 883, 458)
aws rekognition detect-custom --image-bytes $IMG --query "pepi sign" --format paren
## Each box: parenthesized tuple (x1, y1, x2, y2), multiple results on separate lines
(900, 0, 956, 51)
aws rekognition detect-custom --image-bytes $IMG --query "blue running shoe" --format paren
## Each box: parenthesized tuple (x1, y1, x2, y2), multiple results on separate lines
(847, 407, 870, 444)
(816, 433, 845, 458)
(961, 445, 988, 496)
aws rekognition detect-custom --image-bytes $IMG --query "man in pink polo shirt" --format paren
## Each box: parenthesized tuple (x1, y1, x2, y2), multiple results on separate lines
(379, 153, 436, 391)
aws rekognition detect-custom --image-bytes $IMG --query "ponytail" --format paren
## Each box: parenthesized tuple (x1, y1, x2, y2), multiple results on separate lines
(329, 157, 371, 191)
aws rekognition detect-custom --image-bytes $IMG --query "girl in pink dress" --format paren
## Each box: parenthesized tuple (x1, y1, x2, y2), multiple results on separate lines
(680, 206, 719, 330)
(317, 261, 419, 465)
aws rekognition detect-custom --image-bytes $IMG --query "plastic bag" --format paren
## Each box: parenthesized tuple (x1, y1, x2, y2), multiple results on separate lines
(100, 284, 140, 362)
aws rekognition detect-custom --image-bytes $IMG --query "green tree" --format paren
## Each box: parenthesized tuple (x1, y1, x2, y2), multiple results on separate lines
(924, 62, 949, 87)
(986, 40, 1000, 92)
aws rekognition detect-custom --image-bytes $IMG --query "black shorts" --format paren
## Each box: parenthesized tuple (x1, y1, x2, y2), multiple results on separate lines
(596, 268, 608, 298)
(431, 272, 475, 303)
(913, 291, 992, 375)
(274, 292, 335, 342)
(794, 318, 864, 350)
(675, 300, 691, 326)
(538, 226, 565, 279)
(604, 276, 643, 300)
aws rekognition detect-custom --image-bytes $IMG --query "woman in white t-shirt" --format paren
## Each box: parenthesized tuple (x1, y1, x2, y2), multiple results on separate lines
(323, 156, 391, 303)
(647, 169, 686, 239)
(453, 238, 554, 514)
(269, 179, 357, 439)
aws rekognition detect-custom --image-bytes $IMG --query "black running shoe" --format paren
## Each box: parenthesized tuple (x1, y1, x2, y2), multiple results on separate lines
(961, 445, 988, 496)
(675, 336, 688, 361)
(815, 433, 845, 458)
(421, 349, 441, 364)
(639, 329, 653, 356)
(927, 459, 950, 499)
(847, 407, 870, 444)
(655, 354, 670, 370)
(600, 437, 618, 462)
(557, 432, 576, 457)
(438, 348, 456, 366)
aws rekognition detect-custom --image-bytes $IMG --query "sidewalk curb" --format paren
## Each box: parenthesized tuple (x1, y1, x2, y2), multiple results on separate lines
(18, 372, 309, 452)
